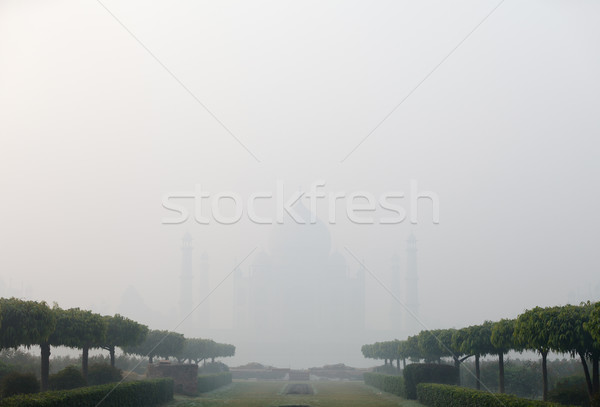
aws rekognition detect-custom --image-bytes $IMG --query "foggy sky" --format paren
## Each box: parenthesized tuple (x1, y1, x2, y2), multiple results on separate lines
(1, 0, 600, 367)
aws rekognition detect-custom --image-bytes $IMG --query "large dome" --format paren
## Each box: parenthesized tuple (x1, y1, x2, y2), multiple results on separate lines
(267, 202, 331, 270)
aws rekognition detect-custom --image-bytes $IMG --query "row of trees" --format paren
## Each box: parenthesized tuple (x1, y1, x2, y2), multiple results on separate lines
(0, 297, 235, 391)
(362, 301, 600, 402)
(122, 331, 235, 365)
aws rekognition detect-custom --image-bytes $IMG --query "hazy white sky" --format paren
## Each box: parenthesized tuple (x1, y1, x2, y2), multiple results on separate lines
(1, 0, 600, 365)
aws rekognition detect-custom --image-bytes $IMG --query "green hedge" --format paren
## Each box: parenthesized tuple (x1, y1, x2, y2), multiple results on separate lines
(0, 372, 40, 398)
(197, 372, 232, 393)
(548, 375, 589, 407)
(363, 372, 405, 397)
(0, 378, 173, 407)
(404, 363, 458, 400)
(48, 366, 85, 391)
(417, 383, 569, 407)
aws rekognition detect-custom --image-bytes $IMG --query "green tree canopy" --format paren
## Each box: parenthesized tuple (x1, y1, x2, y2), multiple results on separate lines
(207, 342, 235, 362)
(178, 338, 215, 364)
(101, 314, 148, 367)
(549, 303, 600, 399)
(586, 302, 600, 344)
(0, 298, 56, 391)
(459, 322, 494, 390)
(123, 329, 185, 363)
(47, 307, 106, 380)
(418, 330, 449, 363)
(491, 318, 516, 393)
(405, 335, 422, 362)
(514, 306, 558, 401)
(0, 298, 55, 349)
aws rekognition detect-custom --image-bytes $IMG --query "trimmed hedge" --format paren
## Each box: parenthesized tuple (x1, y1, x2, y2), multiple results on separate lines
(404, 363, 458, 400)
(0, 378, 173, 407)
(417, 383, 570, 407)
(197, 372, 232, 393)
(87, 364, 122, 386)
(0, 372, 39, 398)
(548, 375, 589, 407)
(48, 366, 86, 390)
(364, 372, 405, 397)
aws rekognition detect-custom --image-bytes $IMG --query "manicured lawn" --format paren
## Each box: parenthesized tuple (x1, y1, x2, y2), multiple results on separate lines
(164, 380, 424, 407)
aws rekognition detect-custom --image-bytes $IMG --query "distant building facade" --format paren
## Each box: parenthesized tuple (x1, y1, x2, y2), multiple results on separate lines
(176, 206, 420, 366)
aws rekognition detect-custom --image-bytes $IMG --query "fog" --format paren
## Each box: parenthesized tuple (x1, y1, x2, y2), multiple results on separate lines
(1, 0, 599, 368)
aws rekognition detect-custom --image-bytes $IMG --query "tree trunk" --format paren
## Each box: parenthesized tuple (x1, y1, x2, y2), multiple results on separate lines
(403, 358, 406, 369)
(40, 343, 51, 391)
(593, 355, 599, 395)
(542, 351, 548, 401)
(454, 357, 461, 386)
(579, 352, 593, 397)
(396, 358, 400, 373)
(149, 355, 154, 364)
(499, 353, 505, 393)
(109, 346, 116, 368)
(82, 347, 89, 381)
(475, 354, 481, 390)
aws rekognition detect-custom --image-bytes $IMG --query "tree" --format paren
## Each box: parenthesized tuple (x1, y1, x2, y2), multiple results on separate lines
(459, 322, 495, 390)
(490, 318, 516, 393)
(418, 330, 449, 363)
(361, 343, 374, 360)
(0, 298, 56, 391)
(514, 306, 557, 401)
(551, 303, 600, 402)
(405, 335, 422, 362)
(396, 340, 410, 371)
(207, 342, 235, 363)
(587, 302, 600, 343)
(46, 307, 106, 381)
(101, 314, 148, 367)
(452, 326, 479, 387)
(122, 329, 185, 363)
(178, 338, 215, 364)
(380, 340, 402, 370)
(436, 328, 470, 385)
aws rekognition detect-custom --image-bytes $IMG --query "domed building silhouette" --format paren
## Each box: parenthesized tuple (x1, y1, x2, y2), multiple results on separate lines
(177, 204, 420, 367)
(233, 205, 366, 345)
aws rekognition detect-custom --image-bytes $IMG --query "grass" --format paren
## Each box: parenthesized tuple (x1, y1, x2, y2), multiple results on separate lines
(164, 380, 425, 407)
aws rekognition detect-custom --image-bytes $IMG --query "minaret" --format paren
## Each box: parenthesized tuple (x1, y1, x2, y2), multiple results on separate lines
(404, 233, 419, 334)
(196, 251, 210, 329)
(180, 232, 194, 324)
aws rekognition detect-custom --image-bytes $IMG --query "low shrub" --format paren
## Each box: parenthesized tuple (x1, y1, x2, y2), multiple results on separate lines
(87, 363, 122, 386)
(197, 372, 232, 393)
(0, 372, 39, 398)
(404, 363, 458, 399)
(198, 362, 229, 374)
(0, 363, 15, 383)
(364, 372, 405, 397)
(0, 378, 172, 407)
(48, 366, 86, 390)
(548, 375, 589, 407)
(417, 383, 570, 407)
(373, 364, 400, 375)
